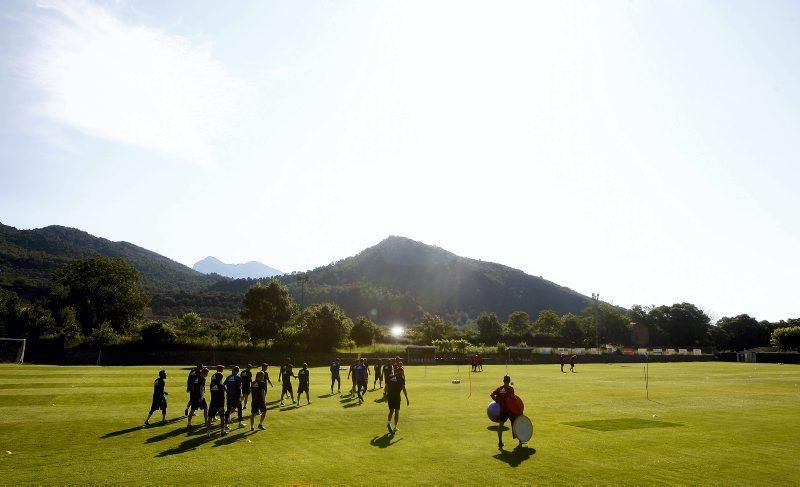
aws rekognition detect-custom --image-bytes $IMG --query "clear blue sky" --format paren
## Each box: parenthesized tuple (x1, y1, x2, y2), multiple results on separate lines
(1, 0, 798, 322)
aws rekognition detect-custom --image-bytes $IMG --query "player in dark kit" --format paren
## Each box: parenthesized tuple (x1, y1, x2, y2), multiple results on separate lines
(187, 367, 209, 428)
(240, 364, 253, 408)
(206, 372, 226, 437)
(297, 363, 311, 405)
(184, 363, 203, 416)
(224, 366, 244, 428)
(347, 360, 358, 395)
(358, 358, 370, 399)
(278, 359, 296, 406)
(569, 354, 577, 372)
(330, 359, 341, 394)
(373, 359, 383, 389)
(145, 370, 168, 426)
(250, 371, 268, 431)
(560, 354, 566, 373)
(381, 360, 393, 398)
(385, 365, 409, 434)
(490, 375, 519, 449)
(260, 363, 275, 390)
(208, 365, 224, 423)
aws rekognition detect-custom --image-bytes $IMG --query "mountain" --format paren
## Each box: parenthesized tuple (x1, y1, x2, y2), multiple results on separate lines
(0, 222, 219, 292)
(193, 256, 282, 279)
(211, 236, 592, 324)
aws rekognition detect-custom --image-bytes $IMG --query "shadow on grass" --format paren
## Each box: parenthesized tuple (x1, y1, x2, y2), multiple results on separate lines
(156, 433, 215, 457)
(212, 430, 251, 447)
(102, 416, 184, 439)
(486, 425, 509, 432)
(145, 426, 190, 444)
(343, 401, 363, 408)
(373, 396, 386, 403)
(562, 418, 683, 432)
(370, 433, 403, 448)
(318, 393, 337, 399)
(494, 446, 536, 467)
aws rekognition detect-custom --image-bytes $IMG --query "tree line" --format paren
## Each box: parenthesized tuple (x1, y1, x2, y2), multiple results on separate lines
(1, 255, 799, 353)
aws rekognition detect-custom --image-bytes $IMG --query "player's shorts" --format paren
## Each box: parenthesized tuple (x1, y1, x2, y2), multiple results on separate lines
(190, 395, 207, 411)
(209, 400, 224, 418)
(227, 396, 241, 408)
(298, 383, 309, 394)
(242, 383, 251, 395)
(149, 397, 167, 414)
(358, 379, 368, 388)
(251, 402, 266, 414)
(387, 395, 401, 410)
(282, 383, 293, 394)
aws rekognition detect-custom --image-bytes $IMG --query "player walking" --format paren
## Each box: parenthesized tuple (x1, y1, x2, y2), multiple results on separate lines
(381, 360, 393, 398)
(358, 358, 370, 400)
(184, 362, 202, 416)
(224, 366, 244, 428)
(206, 371, 226, 437)
(570, 354, 577, 372)
(560, 354, 565, 373)
(297, 363, 311, 405)
(145, 370, 168, 426)
(330, 359, 341, 394)
(250, 371, 268, 431)
(490, 375, 520, 449)
(187, 367, 209, 428)
(347, 360, 358, 395)
(240, 364, 253, 408)
(278, 358, 296, 406)
(373, 359, 383, 390)
(385, 365, 409, 434)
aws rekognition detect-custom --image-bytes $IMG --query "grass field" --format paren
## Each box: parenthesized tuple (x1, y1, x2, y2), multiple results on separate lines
(1, 362, 798, 485)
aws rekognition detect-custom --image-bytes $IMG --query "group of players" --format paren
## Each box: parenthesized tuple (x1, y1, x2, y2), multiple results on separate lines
(145, 356, 410, 437)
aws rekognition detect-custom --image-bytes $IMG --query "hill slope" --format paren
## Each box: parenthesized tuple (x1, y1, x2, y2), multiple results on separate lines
(212, 236, 591, 324)
(0, 222, 219, 292)
(193, 256, 282, 279)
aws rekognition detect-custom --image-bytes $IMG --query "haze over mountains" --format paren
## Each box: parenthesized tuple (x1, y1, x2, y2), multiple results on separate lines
(1, 222, 592, 323)
(193, 256, 282, 279)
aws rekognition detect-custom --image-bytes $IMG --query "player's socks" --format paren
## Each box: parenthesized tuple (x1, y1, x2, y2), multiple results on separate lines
(387, 422, 393, 435)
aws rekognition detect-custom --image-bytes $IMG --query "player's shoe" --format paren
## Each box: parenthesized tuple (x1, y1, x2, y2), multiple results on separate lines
(280, 401, 284, 406)
(184, 408, 188, 416)
(393, 427, 399, 433)
(258, 424, 265, 430)
(498, 441, 504, 450)
(250, 426, 254, 431)
(308, 400, 312, 405)
(238, 422, 245, 428)
(144, 420, 150, 426)
(387, 423, 393, 435)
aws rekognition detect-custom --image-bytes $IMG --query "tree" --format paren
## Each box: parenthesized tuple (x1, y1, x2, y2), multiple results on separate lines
(49, 256, 149, 335)
(295, 303, 353, 352)
(771, 326, 800, 351)
(476, 312, 502, 344)
(507, 311, 531, 337)
(534, 309, 562, 334)
(240, 280, 297, 344)
(0, 289, 22, 337)
(561, 313, 588, 347)
(217, 319, 251, 344)
(174, 312, 207, 337)
(350, 316, 382, 346)
(647, 303, 710, 346)
(581, 303, 630, 345)
(139, 321, 178, 346)
(710, 314, 769, 351)
(58, 306, 81, 342)
(412, 313, 455, 344)
(88, 321, 118, 364)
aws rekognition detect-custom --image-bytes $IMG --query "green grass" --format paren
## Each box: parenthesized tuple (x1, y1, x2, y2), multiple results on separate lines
(1, 362, 798, 485)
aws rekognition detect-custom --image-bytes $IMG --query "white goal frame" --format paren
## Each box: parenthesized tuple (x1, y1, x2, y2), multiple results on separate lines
(0, 338, 26, 363)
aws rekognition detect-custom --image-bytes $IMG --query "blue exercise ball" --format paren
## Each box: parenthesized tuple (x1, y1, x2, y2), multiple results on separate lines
(486, 401, 502, 423)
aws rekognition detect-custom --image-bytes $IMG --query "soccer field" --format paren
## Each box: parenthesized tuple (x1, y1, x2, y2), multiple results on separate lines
(1, 362, 798, 485)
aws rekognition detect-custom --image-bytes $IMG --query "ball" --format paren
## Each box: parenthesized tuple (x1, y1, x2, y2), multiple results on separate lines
(487, 401, 502, 423)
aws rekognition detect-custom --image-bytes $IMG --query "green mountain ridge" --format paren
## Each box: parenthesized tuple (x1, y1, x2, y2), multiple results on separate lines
(1, 223, 592, 324)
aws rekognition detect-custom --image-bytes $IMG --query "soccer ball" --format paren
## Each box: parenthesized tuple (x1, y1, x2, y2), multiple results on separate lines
(486, 401, 502, 423)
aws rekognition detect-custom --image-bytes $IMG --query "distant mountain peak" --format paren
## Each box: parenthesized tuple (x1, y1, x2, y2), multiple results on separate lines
(193, 256, 282, 279)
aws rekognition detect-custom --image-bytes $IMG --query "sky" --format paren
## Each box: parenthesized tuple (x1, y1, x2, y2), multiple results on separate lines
(1, 0, 799, 322)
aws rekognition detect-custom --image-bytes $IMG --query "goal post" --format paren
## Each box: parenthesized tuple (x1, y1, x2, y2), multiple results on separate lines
(406, 345, 436, 364)
(0, 338, 26, 363)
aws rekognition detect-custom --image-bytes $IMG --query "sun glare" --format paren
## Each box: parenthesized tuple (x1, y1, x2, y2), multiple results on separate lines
(390, 325, 405, 338)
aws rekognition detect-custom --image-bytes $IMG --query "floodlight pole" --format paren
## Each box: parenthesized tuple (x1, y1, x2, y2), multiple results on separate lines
(592, 293, 600, 350)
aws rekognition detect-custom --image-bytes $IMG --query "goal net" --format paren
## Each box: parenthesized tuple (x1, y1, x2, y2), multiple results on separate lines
(406, 345, 436, 364)
(0, 338, 26, 363)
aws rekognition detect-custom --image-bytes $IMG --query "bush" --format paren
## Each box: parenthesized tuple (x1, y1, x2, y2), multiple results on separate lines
(88, 322, 118, 349)
(139, 321, 178, 346)
(451, 338, 471, 354)
(272, 325, 303, 352)
(496, 342, 509, 354)
(295, 303, 353, 352)
(771, 326, 800, 351)
(432, 339, 452, 353)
